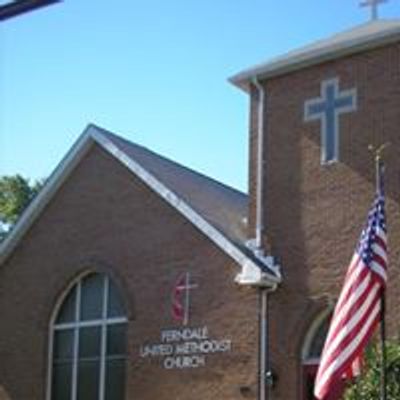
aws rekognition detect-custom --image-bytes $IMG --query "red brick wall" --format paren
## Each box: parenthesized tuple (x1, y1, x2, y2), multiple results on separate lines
(0, 145, 259, 400)
(249, 43, 400, 399)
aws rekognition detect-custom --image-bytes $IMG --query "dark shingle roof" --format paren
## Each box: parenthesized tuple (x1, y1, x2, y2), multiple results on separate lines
(96, 126, 248, 247)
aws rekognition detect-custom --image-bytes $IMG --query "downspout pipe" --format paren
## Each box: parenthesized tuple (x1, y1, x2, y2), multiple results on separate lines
(259, 285, 277, 400)
(252, 77, 265, 250)
(252, 77, 276, 400)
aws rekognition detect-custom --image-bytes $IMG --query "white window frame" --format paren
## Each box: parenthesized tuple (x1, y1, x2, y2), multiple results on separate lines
(46, 272, 128, 400)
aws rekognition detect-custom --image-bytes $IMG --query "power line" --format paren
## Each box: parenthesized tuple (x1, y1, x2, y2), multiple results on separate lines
(0, 0, 61, 22)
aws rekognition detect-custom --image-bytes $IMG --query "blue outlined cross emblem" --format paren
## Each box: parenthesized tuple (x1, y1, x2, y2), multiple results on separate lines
(304, 78, 357, 164)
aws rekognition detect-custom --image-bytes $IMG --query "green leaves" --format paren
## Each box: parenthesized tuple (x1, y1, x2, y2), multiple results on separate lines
(344, 341, 400, 400)
(0, 175, 44, 241)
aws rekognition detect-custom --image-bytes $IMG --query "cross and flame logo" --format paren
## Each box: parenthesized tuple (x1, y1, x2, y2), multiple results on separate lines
(171, 272, 198, 326)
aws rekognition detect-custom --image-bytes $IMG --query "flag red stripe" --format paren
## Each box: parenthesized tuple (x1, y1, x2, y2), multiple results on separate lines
(324, 276, 378, 356)
(371, 253, 386, 271)
(315, 281, 380, 380)
(374, 234, 386, 252)
(315, 302, 381, 398)
(332, 259, 369, 317)
(316, 300, 380, 395)
(328, 268, 381, 339)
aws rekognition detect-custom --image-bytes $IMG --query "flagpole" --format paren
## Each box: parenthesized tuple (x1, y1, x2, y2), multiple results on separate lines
(379, 289, 387, 400)
(374, 144, 389, 400)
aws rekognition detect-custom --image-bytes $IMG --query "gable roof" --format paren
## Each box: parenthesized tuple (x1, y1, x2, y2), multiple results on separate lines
(0, 124, 281, 286)
(230, 19, 400, 91)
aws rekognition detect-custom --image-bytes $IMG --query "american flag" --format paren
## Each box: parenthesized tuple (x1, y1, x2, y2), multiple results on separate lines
(314, 163, 388, 400)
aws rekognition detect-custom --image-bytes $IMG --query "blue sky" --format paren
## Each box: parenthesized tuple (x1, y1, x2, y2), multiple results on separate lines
(1, 0, 399, 191)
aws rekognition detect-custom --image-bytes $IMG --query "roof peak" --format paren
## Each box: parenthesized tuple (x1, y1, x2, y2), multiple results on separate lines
(89, 123, 246, 197)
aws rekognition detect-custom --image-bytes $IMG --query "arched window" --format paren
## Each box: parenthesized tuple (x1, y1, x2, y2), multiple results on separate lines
(302, 311, 331, 364)
(301, 311, 332, 400)
(49, 273, 127, 400)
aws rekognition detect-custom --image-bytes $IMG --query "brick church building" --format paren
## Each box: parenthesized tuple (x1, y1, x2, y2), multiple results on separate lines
(1, 18, 400, 400)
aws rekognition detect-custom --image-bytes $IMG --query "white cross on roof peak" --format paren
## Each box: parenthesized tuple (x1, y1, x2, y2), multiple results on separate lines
(360, 0, 388, 21)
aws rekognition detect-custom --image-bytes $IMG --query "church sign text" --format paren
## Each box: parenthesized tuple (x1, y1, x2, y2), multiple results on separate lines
(139, 326, 232, 369)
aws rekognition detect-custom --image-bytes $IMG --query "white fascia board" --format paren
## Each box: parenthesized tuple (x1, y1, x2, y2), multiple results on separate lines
(90, 127, 281, 286)
(0, 130, 95, 265)
(230, 27, 400, 92)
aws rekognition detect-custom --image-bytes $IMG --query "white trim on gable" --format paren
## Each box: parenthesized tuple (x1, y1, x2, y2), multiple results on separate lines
(0, 131, 95, 265)
(0, 125, 281, 286)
